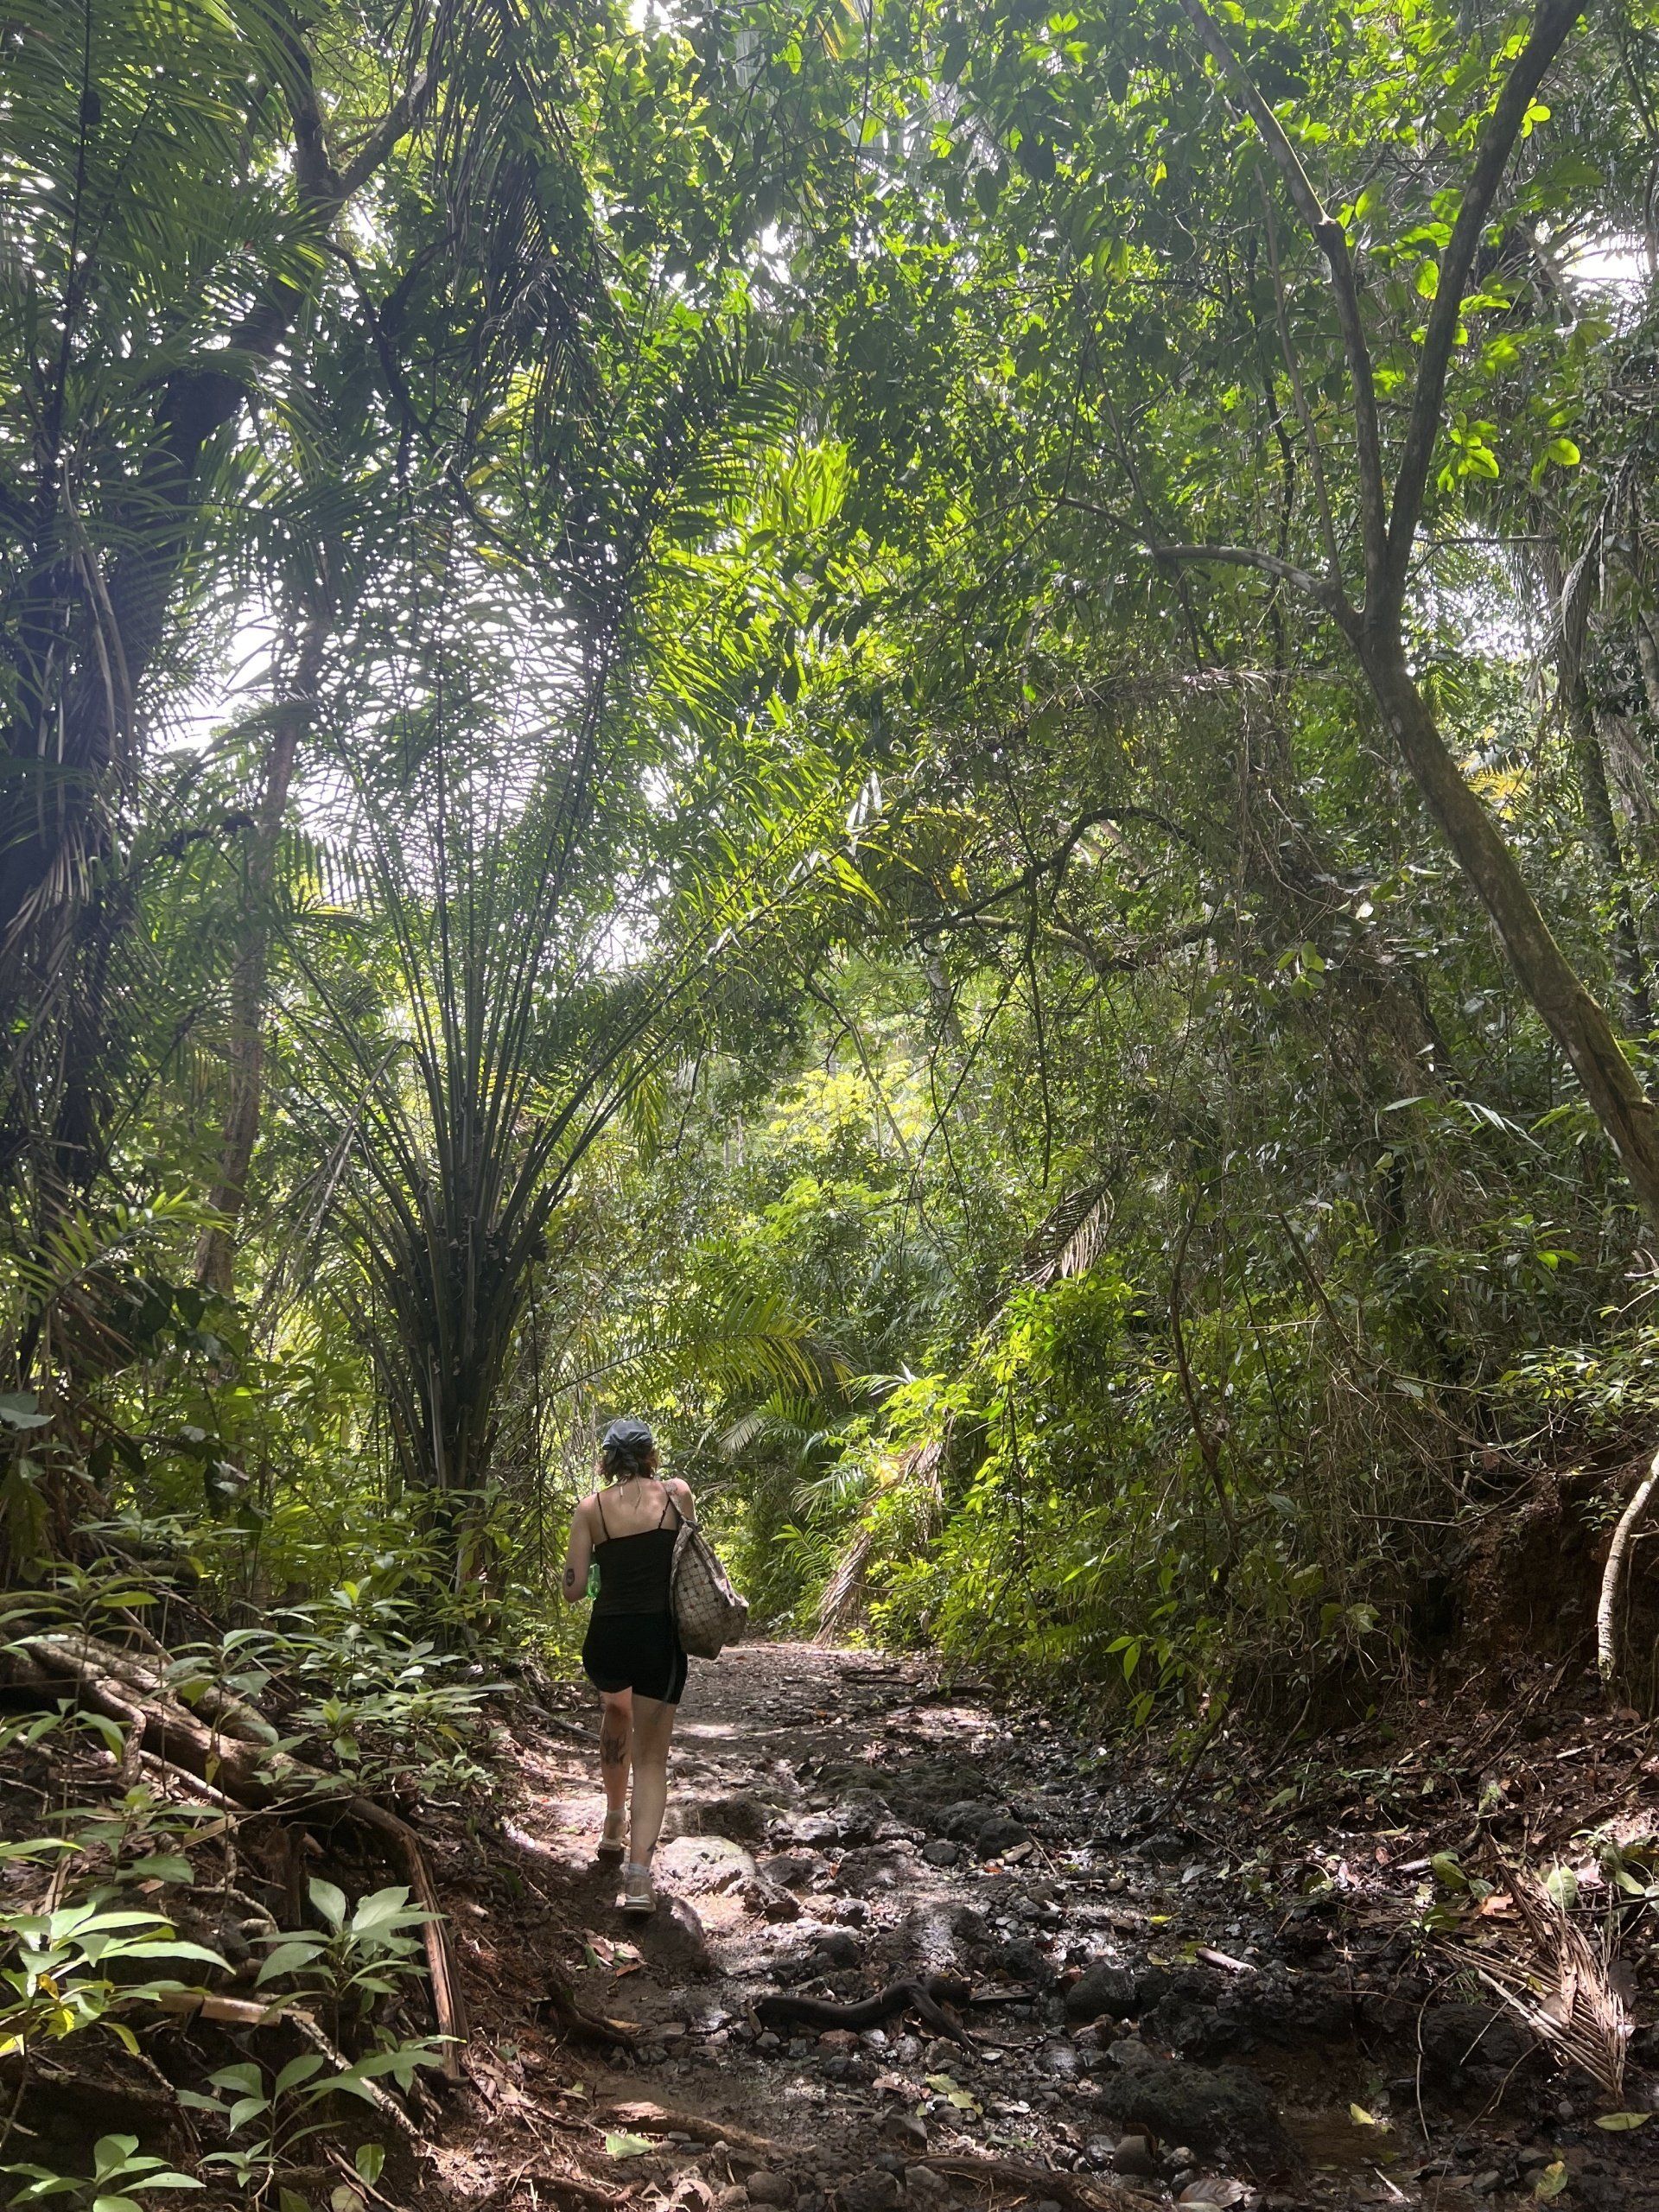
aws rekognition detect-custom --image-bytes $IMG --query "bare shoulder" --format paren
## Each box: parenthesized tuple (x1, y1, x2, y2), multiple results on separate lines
(666, 1476, 696, 1510)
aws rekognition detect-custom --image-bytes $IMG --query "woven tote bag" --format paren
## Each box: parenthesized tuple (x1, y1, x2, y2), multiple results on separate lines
(670, 1520, 749, 1658)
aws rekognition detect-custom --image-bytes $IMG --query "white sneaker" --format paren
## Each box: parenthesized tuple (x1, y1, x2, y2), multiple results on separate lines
(596, 1810, 626, 1866)
(620, 1861, 656, 1916)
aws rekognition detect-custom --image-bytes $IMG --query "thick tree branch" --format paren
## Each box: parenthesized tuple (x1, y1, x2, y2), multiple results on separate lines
(1177, 0, 1388, 607)
(339, 57, 441, 198)
(1383, 0, 1586, 604)
(1152, 540, 1355, 626)
(1261, 189, 1348, 607)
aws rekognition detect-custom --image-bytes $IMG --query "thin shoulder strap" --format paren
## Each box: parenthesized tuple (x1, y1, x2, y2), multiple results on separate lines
(656, 1484, 679, 1529)
(593, 1491, 611, 1541)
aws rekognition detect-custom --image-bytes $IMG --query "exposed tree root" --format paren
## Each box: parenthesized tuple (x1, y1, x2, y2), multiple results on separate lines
(595, 2101, 791, 2160)
(151, 1992, 423, 2133)
(539, 1976, 641, 2047)
(3, 1634, 467, 2078)
(919, 2153, 1157, 2212)
(481, 2171, 633, 2209)
(1597, 1448, 1659, 1693)
(754, 1974, 972, 2043)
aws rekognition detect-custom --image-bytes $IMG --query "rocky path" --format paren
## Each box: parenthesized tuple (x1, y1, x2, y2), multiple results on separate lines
(429, 1643, 1658, 2212)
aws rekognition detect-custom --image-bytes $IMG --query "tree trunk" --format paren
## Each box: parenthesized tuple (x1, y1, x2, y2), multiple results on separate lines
(1359, 632, 1659, 1224)
(195, 615, 327, 1295)
(1550, 560, 1655, 1033)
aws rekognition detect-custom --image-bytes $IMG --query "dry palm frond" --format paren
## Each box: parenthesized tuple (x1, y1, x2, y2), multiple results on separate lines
(1446, 1864, 1630, 2100)
(817, 1529, 874, 1638)
(1023, 1181, 1115, 1290)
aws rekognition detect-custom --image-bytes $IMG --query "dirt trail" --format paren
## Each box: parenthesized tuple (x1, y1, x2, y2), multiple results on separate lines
(429, 1643, 1658, 2212)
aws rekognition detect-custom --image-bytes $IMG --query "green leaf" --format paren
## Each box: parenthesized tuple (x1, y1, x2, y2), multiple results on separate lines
(1594, 2112, 1649, 2130)
(275, 2052, 328, 2095)
(308, 1878, 348, 1929)
(1430, 1853, 1467, 1892)
(257, 1939, 327, 1984)
(355, 2145, 386, 2184)
(349, 1885, 419, 1936)
(1542, 1864, 1578, 1910)
(604, 2133, 656, 2158)
(1534, 2163, 1568, 2198)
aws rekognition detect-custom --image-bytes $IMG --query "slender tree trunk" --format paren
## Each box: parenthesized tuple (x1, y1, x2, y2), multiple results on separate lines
(1360, 632, 1659, 1221)
(1569, 706, 1653, 1035)
(1549, 546, 1655, 1033)
(195, 615, 327, 1296)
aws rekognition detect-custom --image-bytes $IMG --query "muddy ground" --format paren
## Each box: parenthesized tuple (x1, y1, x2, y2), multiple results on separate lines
(397, 1642, 1659, 2212)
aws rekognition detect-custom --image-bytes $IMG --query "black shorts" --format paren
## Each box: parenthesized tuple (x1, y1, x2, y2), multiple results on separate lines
(582, 1611, 688, 1705)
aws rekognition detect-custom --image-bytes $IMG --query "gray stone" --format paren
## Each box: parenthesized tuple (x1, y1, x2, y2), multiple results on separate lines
(759, 1853, 822, 1891)
(813, 1928, 862, 1967)
(1112, 2137, 1159, 2179)
(696, 1795, 772, 1844)
(1094, 2044, 1283, 2161)
(657, 1834, 756, 1891)
(976, 1817, 1033, 1861)
(921, 1840, 959, 1869)
(1418, 2003, 1531, 2072)
(836, 1790, 890, 1846)
(1065, 1961, 1140, 2021)
(881, 2115, 928, 2153)
(841, 2173, 900, 2212)
(937, 1800, 1001, 1843)
(738, 1876, 802, 1923)
(747, 2174, 795, 2207)
(903, 2170, 949, 2209)
(836, 1847, 910, 1896)
(793, 1813, 842, 1848)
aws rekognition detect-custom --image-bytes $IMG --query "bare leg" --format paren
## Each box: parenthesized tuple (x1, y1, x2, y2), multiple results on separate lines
(628, 1694, 678, 1866)
(599, 1690, 632, 1827)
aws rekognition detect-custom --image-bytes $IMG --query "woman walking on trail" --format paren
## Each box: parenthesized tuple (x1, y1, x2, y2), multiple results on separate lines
(562, 1416, 694, 1917)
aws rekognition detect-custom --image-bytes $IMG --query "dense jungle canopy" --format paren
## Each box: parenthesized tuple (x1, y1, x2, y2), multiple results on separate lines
(5, 0, 1659, 1714)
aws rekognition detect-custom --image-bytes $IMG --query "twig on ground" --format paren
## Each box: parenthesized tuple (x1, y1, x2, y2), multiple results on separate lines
(595, 2101, 792, 2161)
(919, 2152, 1159, 2212)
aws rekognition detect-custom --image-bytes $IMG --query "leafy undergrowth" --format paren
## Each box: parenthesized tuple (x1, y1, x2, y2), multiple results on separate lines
(1, 1558, 1656, 2212)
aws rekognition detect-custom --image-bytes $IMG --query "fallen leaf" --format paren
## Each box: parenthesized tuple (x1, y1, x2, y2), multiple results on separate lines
(1543, 1865, 1579, 1910)
(1534, 2162, 1568, 2199)
(605, 2132, 657, 2158)
(1593, 2112, 1649, 2131)
(1349, 2103, 1381, 2128)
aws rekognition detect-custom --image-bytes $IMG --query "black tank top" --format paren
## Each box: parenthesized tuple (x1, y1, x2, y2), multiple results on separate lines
(591, 1486, 683, 1617)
